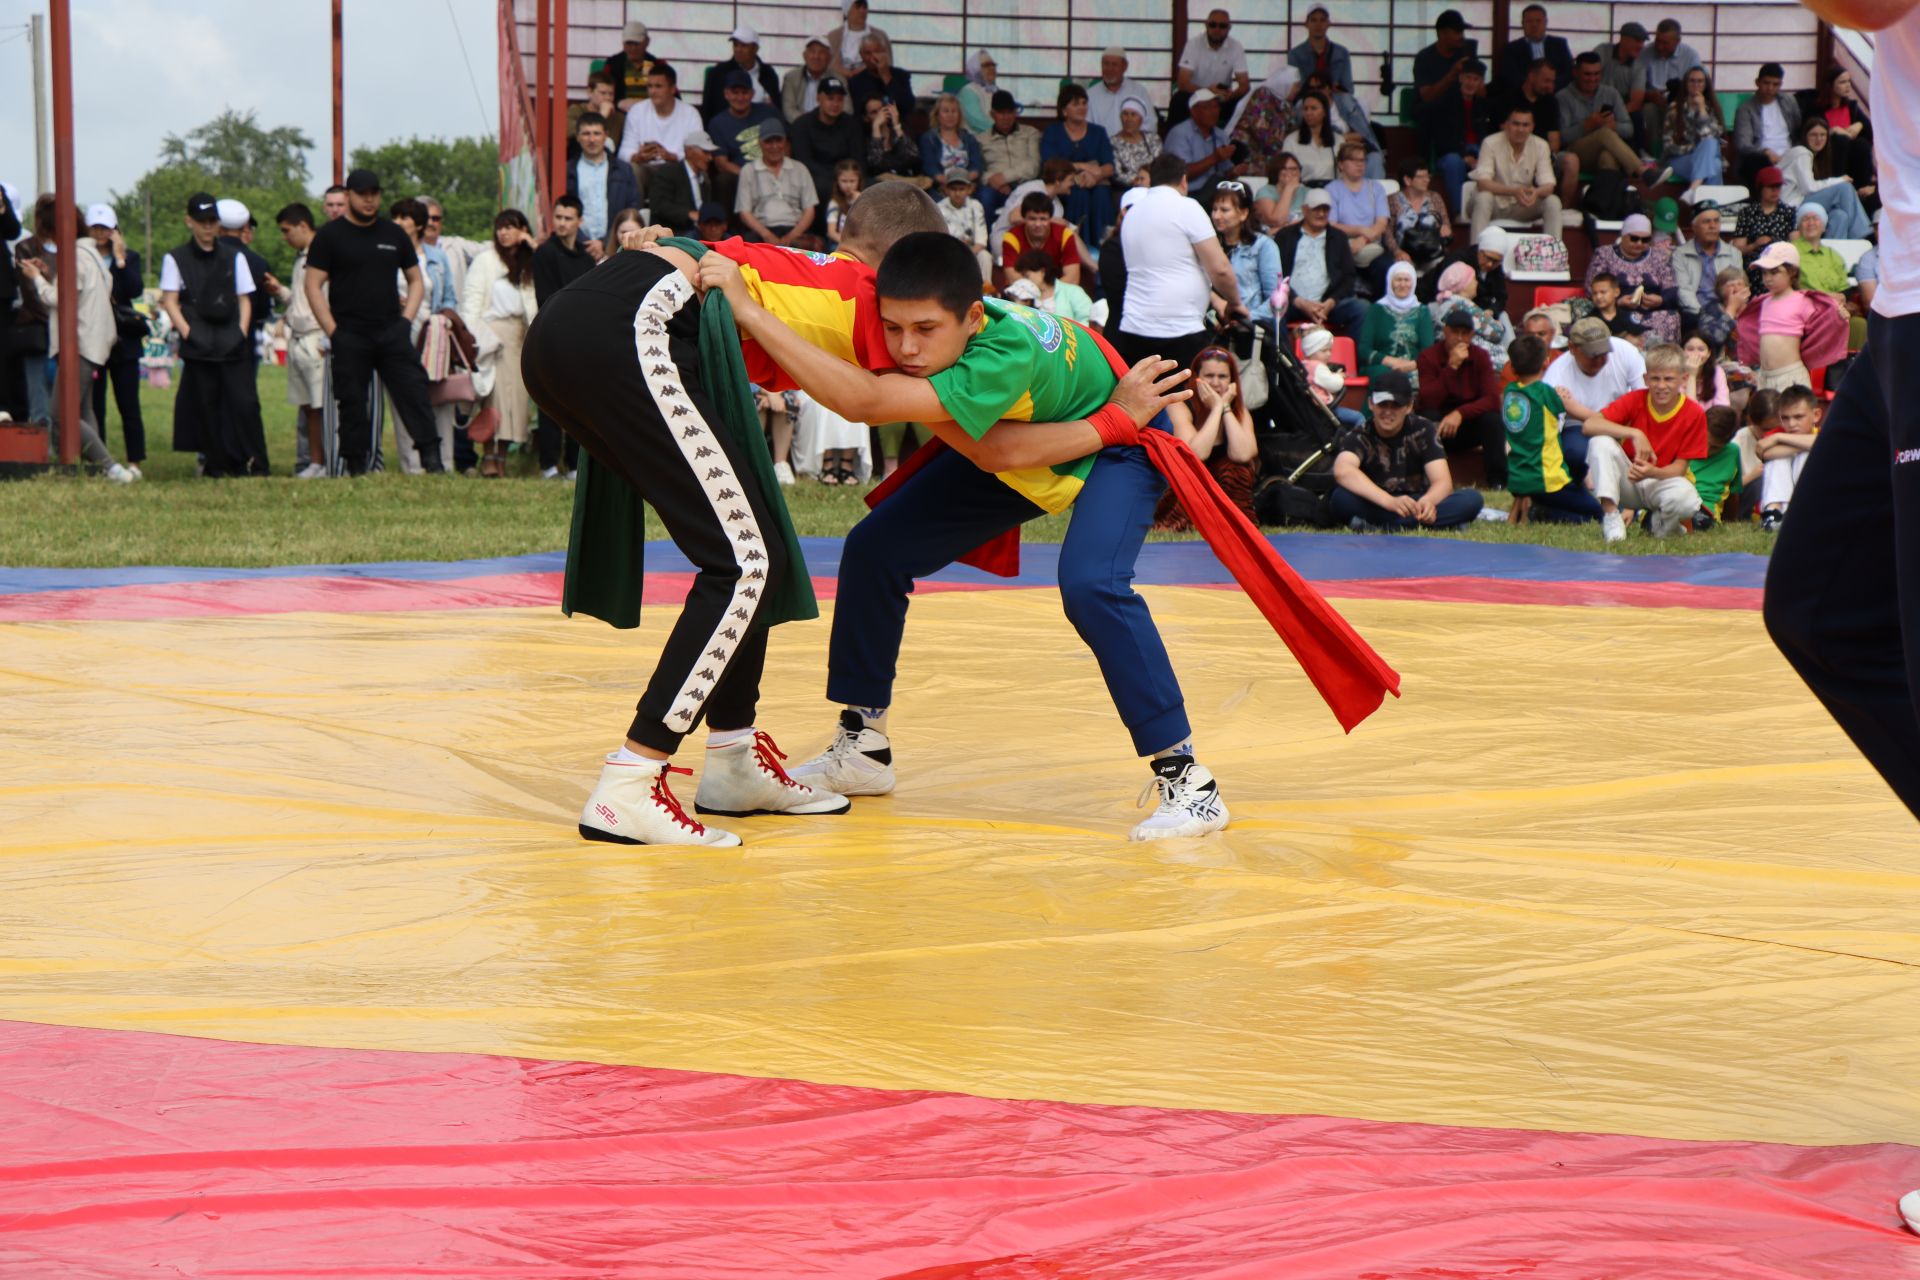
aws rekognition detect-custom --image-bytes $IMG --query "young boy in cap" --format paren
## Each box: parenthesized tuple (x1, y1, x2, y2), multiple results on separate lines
(937, 169, 991, 282)
(1331, 369, 1486, 530)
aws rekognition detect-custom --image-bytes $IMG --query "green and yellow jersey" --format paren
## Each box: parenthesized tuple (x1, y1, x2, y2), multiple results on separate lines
(1502, 378, 1573, 497)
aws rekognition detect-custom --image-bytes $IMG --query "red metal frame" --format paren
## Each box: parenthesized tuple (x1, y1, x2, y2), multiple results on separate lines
(50, 0, 78, 467)
(332, 0, 344, 186)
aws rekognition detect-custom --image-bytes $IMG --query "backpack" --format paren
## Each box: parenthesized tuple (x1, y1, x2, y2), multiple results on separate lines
(1254, 475, 1336, 527)
(1581, 170, 1642, 224)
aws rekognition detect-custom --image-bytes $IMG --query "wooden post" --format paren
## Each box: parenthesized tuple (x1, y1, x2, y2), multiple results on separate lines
(332, 0, 344, 185)
(551, 0, 569, 208)
(50, 0, 79, 467)
(535, 0, 551, 215)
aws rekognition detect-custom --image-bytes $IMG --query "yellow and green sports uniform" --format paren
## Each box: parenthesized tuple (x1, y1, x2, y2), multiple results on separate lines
(1502, 379, 1573, 497)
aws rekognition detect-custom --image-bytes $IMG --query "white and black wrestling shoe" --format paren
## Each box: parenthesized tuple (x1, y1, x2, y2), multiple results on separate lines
(1131, 755, 1230, 840)
(787, 710, 897, 797)
(694, 731, 852, 818)
(580, 755, 741, 847)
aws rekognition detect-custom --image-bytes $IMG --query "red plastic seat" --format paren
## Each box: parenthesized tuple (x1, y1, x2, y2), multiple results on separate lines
(1531, 284, 1585, 309)
(1292, 334, 1369, 390)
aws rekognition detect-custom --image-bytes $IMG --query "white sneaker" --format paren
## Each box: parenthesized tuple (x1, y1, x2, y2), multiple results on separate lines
(105, 463, 136, 484)
(1601, 511, 1626, 544)
(296, 463, 328, 480)
(695, 730, 852, 817)
(542, 465, 563, 479)
(1900, 1189, 1920, 1234)
(126, 463, 143, 480)
(787, 710, 896, 796)
(1131, 756, 1230, 840)
(773, 460, 795, 486)
(579, 755, 741, 847)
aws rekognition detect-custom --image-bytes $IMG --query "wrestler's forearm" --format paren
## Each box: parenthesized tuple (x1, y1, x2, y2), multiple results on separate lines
(979, 418, 1105, 470)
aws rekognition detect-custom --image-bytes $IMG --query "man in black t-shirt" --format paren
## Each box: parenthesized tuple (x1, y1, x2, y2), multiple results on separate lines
(530, 195, 595, 477)
(303, 168, 443, 474)
(1329, 371, 1485, 529)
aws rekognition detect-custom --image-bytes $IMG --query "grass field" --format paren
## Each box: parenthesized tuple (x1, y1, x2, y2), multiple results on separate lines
(0, 365, 1776, 568)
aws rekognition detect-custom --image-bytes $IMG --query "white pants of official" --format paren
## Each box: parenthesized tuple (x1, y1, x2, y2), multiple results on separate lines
(1588, 434, 1701, 535)
(1762, 451, 1808, 510)
(388, 396, 457, 474)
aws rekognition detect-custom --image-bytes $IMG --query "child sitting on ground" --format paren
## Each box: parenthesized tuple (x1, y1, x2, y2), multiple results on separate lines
(1758, 383, 1822, 532)
(1502, 333, 1601, 524)
(1687, 405, 1748, 528)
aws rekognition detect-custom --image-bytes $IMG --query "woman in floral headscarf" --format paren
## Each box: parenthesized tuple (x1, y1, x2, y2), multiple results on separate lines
(1428, 260, 1512, 371)
(1230, 67, 1301, 181)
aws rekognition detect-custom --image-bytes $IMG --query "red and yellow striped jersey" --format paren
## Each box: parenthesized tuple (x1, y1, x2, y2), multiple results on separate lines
(703, 238, 889, 392)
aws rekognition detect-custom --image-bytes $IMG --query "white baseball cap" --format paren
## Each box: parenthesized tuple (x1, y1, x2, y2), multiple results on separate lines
(85, 203, 117, 229)
(1302, 188, 1333, 209)
(216, 198, 250, 230)
(730, 23, 760, 44)
(622, 20, 648, 42)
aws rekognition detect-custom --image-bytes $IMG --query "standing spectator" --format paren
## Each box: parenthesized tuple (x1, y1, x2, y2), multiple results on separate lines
(1000, 192, 1084, 285)
(826, 0, 890, 83)
(1499, 4, 1573, 94)
(1042, 85, 1116, 246)
(304, 170, 443, 476)
(645, 131, 718, 234)
(978, 90, 1042, 226)
(783, 38, 834, 122)
(603, 20, 658, 116)
(1359, 260, 1435, 384)
(1425, 55, 1493, 213)
(20, 200, 136, 481)
(1006, 249, 1093, 323)
(1088, 47, 1157, 139)
(1175, 9, 1250, 125)
(531, 195, 594, 480)
(1587, 213, 1680, 343)
(1289, 6, 1353, 94)
(791, 77, 864, 205)
(458, 210, 538, 478)
(1733, 64, 1801, 190)
(217, 200, 271, 368)
(863, 96, 924, 186)
(1589, 22, 1650, 144)
(388, 197, 457, 475)
(1659, 67, 1726, 192)
(1166, 90, 1244, 197)
(1468, 102, 1561, 242)
(569, 112, 641, 252)
(84, 204, 146, 471)
(849, 34, 914, 120)
(1276, 189, 1367, 338)
(1327, 143, 1389, 272)
(938, 170, 992, 281)
(270, 203, 327, 478)
(1557, 53, 1648, 200)
(1780, 119, 1873, 240)
(1735, 242, 1849, 392)
(1414, 10, 1479, 122)
(921, 94, 985, 186)
(321, 186, 349, 221)
(1114, 154, 1246, 368)
(423, 198, 480, 300)
(1155, 345, 1260, 530)
(1636, 19, 1703, 146)
(619, 65, 704, 169)
(1110, 98, 1162, 190)
(568, 73, 625, 161)
(1380, 160, 1452, 284)
(1417, 305, 1507, 486)
(1582, 342, 1707, 542)
(1502, 334, 1600, 523)
(735, 120, 819, 248)
(959, 50, 1000, 136)
(1332, 370, 1484, 529)
(1674, 204, 1743, 335)
(160, 193, 267, 477)
(709, 70, 783, 202)
(701, 25, 779, 122)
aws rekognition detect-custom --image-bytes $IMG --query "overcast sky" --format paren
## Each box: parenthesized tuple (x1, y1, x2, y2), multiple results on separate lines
(0, 0, 500, 205)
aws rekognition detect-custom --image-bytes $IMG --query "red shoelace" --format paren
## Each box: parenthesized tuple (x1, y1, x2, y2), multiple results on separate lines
(751, 731, 809, 792)
(650, 765, 705, 834)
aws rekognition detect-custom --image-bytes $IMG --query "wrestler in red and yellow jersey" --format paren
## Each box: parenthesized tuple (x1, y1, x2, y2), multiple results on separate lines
(700, 238, 891, 392)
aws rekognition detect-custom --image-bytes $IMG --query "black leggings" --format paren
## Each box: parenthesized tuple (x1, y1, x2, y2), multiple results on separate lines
(521, 251, 789, 754)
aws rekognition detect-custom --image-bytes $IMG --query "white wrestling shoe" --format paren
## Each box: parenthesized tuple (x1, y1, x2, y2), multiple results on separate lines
(1900, 1189, 1920, 1235)
(694, 730, 852, 817)
(579, 755, 741, 847)
(1131, 755, 1230, 841)
(787, 710, 896, 797)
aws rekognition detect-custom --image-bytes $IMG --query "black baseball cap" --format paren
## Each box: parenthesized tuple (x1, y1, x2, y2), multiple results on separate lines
(697, 201, 728, 223)
(819, 76, 847, 96)
(1370, 370, 1413, 405)
(991, 89, 1018, 112)
(1461, 57, 1488, 75)
(344, 168, 381, 194)
(185, 192, 218, 221)
(1436, 8, 1470, 30)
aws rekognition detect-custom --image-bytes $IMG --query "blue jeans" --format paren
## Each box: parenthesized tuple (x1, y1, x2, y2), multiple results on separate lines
(24, 352, 52, 423)
(1799, 186, 1872, 241)
(827, 422, 1190, 756)
(1666, 141, 1723, 185)
(1519, 483, 1602, 522)
(1331, 485, 1484, 529)
(1558, 426, 1590, 483)
(1436, 153, 1470, 217)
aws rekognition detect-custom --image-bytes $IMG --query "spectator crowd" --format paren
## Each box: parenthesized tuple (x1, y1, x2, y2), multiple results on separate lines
(0, 3, 1871, 539)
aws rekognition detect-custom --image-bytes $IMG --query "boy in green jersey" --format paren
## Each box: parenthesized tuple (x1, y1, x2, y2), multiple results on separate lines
(1503, 334, 1602, 523)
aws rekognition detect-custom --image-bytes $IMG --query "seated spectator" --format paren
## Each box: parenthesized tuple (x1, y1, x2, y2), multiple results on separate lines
(1417, 306, 1508, 487)
(990, 157, 1076, 242)
(1585, 213, 1679, 344)
(1209, 181, 1278, 369)
(1155, 344, 1260, 530)
(1636, 19, 1703, 144)
(1735, 242, 1849, 391)
(1332, 370, 1486, 530)
(1287, 91, 1339, 184)
(1229, 68, 1300, 181)
(1380, 160, 1452, 285)
(1675, 204, 1742, 336)
(1556, 53, 1649, 203)
(863, 95, 924, 186)
(824, 159, 866, 246)
(1111, 98, 1162, 190)
(1001, 192, 1084, 286)
(1290, 6, 1353, 95)
(1166, 89, 1245, 197)
(790, 76, 863, 204)
(1426, 57, 1494, 213)
(783, 38, 834, 121)
(701, 24, 780, 122)
(1302, 71, 1386, 179)
(603, 21, 658, 116)
(1658, 67, 1725, 193)
(697, 201, 730, 242)
(1429, 260, 1511, 372)
(922, 94, 985, 186)
(1503, 333, 1601, 523)
(708, 70, 782, 196)
(1254, 152, 1306, 233)
(568, 73, 625, 161)
(1731, 167, 1798, 290)
(1043, 85, 1116, 246)
(1468, 226, 1509, 316)
(1588, 271, 1627, 334)
(1758, 383, 1821, 530)
(1326, 142, 1388, 273)
(938, 170, 992, 281)
(1781, 118, 1873, 240)
(1789, 204, 1850, 305)
(1854, 242, 1880, 314)
(1467, 102, 1561, 242)
(1088, 46, 1158, 139)
(1499, 4, 1574, 95)
(1682, 333, 1731, 408)
(1806, 65, 1878, 207)
(1519, 306, 1564, 356)
(1581, 342, 1709, 541)
(960, 51, 1000, 136)
(1299, 326, 1366, 430)
(849, 34, 914, 120)
(1276, 189, 1366, 338)
(643, 129, 718, 234)
(567, 112, 641, 251)
(735, 120, 819, 248)
(1176, 8, 1252, 125)
(826, 0, 890, 83)
(978, 90, 1042, 225)
(1360, 261, 1435, 384)
(1688, 405, 1751, 526)
(1733, 63, 1800, 189)
(1008, 248, 1093, 323)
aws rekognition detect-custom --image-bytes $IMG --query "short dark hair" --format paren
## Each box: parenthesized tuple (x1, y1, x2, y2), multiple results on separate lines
(1396, 158, 1429, 185)
(1461, 58, 1487, 76)
(1148, 153, 1188, 187)
(324, 184, 347, 197)
(275, 202, 315, 229)
(838, 182, 947, 255)
(649, 63, 678, 85)
(1526, 56, 1551, 76)
(1522, 3, 1547, 16)
(1746, 387, 1781, 425)
(1013, 248, 1058, 281)
(1759, 62, 1785, 81)
(1056, 83, 1088, 112)
(553, 194, 584, 214)
(1656, 18, 1681, 34)
(1777, 384, 1821, 413)
(1502, 102, 1534, 124)
(1507, 333, 1548, 378)
(389, 197, 430, 226)
(1575, 51, 1602, 68)
(1705, 404, 1739, 444)
(876, 231, 985, 320)
(1040, 157, 1077, 185)
(1590, 271, 1619, 290)
(576, 111, 608, 132)
(1019, 191, 1053, 216)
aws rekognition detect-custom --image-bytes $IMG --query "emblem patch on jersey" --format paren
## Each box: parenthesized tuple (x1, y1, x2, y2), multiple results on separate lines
(997, 301, 1065, 354)
(777, 246, 839, 267)
(1503, 395, 1530, 435)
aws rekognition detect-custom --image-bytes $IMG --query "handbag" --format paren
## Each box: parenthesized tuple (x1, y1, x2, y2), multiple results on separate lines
(466, 403, 499, 443)
(112, 301, 148, 342)
(427, 316, 477, 406)
(1239, 328, 1270, 412)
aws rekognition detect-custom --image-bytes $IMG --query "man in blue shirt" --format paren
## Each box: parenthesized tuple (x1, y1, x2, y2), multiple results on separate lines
(567, 112, 642, 254)
(1164, 90, 1246, 202)
(1287, 6, 1352, 95)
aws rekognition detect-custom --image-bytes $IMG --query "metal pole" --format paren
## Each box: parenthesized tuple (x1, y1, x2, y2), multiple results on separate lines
(535, 0, 551, 201)
(50, 0, 79, 468)
(332, 0, 345, 184)
(551, 0, 569, 208)
(31, 15, 50, 196)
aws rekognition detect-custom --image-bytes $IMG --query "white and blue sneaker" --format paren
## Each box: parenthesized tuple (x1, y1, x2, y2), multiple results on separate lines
(787, 710, 896, 797)
(1131, 755, 1230, 840)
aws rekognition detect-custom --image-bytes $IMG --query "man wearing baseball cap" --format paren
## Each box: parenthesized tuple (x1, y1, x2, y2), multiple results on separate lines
(1589, 21, 1649, 126)
(644, 129, 719, 235)
(1542, 316, 1645, 473)
(789, 75, 862, 204)
(701, 23, 779, 122)
(707, 69, 782, 198)
(603, 20, 658, 115)
(1163, 89, 1242, 196)
(84, 203, 148, 468)
(735, 119, 819, 249)
(1288, 7, 1353, 96)
(1330, 369, 1484, 529)
(1276, 188, 1365, 338)
(159, 192, 268, 476)
(1416, 304, 1507, 488)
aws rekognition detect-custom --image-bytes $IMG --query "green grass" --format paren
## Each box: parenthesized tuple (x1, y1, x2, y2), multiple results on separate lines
(0, 366, 1772, 567)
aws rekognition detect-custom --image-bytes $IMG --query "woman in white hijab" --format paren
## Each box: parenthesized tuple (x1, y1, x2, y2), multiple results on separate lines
(961, 50, 998, 135)
(1111, 95, 1161, 187)
(826, 0, 891, 81)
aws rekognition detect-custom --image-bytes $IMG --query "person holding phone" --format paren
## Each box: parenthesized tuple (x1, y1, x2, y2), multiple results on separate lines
(1554, 51, 1656, 204)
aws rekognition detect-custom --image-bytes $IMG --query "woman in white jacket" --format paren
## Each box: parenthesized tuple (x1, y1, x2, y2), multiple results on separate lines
(459, 209, 539, 477)
(1780, 118, 1873, 240)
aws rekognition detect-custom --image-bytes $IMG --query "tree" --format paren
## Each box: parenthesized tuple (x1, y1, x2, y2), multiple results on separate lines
(349, 136, 499, 242)
(160, 110, 314, 190)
